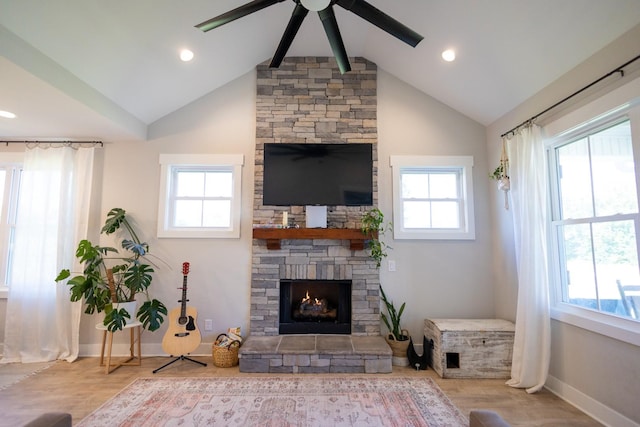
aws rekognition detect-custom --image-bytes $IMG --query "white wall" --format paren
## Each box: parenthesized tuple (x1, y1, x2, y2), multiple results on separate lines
(377, 69, 494, 342)
(77, 70, 258, 355)
(56, 62, 493, 355)
(486, 23, 640, 425)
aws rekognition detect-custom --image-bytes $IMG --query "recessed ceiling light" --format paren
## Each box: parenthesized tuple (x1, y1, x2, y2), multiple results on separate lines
(441, 49, 456, 62)
(0, 110, 16, 119)
(180, 49, 194, 62)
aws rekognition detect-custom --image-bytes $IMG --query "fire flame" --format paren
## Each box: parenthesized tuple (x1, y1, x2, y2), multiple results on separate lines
(301, 291, 322, 306)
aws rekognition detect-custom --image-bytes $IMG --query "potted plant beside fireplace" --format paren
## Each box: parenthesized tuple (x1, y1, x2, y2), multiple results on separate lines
(380, 285, 410, 366)
(55, 208, 168, 332)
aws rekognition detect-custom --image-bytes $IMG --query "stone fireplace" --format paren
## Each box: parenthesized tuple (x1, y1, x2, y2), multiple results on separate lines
(239, 57, 391, 373)
(250, 238, 381, 336)
(249, 57, 381, 337)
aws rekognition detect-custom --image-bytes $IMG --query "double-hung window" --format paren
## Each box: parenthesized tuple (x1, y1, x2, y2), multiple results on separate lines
(0, 153, 23, 297)
(157, 154, 243, 238)
(390, 155, 475, 240)
(549, 117, 640, 325)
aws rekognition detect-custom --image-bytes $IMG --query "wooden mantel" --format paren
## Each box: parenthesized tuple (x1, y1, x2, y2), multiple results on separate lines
(252, 228, 376, 250)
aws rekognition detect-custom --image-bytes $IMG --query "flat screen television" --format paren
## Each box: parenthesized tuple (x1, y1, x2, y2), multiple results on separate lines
(263, 143, 373, 206)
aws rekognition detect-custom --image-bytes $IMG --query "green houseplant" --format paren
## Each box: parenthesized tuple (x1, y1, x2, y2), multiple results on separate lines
(379, 285, 407, 342)
(361, 208, 392, 268)
(489, 163, 505, 180)
(55, 208, 168, 332)
(379, 285, 410, 365)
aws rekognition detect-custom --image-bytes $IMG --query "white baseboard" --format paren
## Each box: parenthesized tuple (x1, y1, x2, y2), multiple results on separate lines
(2, 343, 209, 360)
(79, 342, 214, 359)
(545, 375, 639, 427)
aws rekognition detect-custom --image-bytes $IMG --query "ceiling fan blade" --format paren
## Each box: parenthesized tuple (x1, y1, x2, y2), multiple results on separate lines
(336, 0, 424, 47)
(270, 4, 309, 68)
(318, 7, 351, 74)
(195, 0, 286, 32)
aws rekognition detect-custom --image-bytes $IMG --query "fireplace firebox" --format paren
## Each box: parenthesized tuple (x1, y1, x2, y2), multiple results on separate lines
(279, 279, 352, 334)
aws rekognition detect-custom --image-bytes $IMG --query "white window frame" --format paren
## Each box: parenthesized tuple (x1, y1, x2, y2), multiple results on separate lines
(544, 77, 640, 347)
(0, 152, 23, 298)
(390, 155, 475, 240)
(157, 154, 243, 238)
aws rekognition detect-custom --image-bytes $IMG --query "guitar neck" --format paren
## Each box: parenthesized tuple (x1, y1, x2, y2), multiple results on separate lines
(180, 274, 188, 316)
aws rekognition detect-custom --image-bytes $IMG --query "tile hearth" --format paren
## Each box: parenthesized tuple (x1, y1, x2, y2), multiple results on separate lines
(239, 335, 392, 374)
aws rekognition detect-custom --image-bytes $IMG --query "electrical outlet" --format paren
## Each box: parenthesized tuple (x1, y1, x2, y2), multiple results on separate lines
(204, 319, 213, 331)
(388, 260, 396, 272)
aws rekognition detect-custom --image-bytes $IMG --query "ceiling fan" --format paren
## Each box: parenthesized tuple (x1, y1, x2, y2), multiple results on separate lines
(195, 0, 424, 74)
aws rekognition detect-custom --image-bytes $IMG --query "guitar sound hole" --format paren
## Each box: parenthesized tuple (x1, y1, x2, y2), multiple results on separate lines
(178, 316, 188, 325)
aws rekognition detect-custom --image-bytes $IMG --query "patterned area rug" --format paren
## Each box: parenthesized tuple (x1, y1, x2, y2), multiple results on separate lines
(78, 376, 467, 426)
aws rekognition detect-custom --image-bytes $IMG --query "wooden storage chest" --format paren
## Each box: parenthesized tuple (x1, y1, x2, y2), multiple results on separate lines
(424, 318, 515, 379)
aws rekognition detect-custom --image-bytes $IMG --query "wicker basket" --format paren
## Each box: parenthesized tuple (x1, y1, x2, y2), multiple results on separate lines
(385, 329, 410, 357)
(212, 334, 240, 368)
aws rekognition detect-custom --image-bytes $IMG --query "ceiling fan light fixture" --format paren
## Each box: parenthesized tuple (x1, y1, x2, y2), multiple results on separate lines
(301, 0, 331, 11)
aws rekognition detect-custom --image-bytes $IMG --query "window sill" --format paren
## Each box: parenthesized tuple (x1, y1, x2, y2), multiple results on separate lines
(157, 228, 240, 239)
(393, 228, 475, 240)
(551, 303, 640, 347)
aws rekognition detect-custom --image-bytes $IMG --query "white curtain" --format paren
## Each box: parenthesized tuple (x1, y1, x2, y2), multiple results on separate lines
(505, 124, 551, 393)
(1, 146, 94, 363)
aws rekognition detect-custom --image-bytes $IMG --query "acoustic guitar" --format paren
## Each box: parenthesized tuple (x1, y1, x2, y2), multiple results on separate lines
(161, 262, 201, 356)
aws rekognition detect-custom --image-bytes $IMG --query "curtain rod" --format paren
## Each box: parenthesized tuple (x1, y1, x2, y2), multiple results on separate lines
(501, 53, 640, 139)
(1, 140, 103, 147)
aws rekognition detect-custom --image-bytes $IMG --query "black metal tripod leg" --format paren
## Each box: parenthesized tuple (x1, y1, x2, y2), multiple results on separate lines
(153, 356, 183, 373)
(152, 355, 207, 373)
(182, 356, 207, 367)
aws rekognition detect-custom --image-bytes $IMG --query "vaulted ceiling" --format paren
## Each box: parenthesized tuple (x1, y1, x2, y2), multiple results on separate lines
(1, 0, 640, 141)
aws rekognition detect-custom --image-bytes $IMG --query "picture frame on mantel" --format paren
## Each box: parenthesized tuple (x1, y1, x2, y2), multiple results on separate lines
(306, 205, 327, 228)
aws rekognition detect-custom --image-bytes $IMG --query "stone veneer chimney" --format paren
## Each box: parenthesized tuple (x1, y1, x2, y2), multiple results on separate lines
(250, 57, 381, 337)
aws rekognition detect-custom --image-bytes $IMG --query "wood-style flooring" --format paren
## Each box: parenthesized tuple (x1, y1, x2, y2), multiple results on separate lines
(0, 356, 601, 426)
